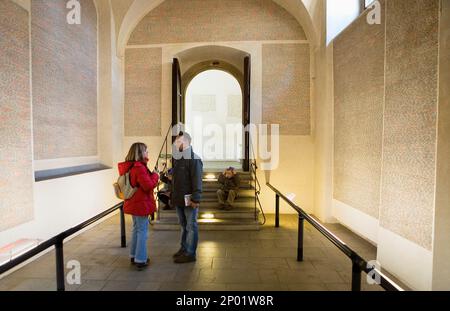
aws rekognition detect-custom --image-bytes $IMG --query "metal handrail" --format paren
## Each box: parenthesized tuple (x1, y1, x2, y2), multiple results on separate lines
(154, 124, 174, 221)
(266, 183, 403, 292)
(248, 138, 266, 225)
(154, 124, 173, 172)
(250, 161, 266, 225)
(250, 161, 262, 194)
(0, 202, 126, 291)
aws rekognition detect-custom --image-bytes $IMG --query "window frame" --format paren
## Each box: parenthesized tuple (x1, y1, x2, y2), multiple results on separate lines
(363, 0, 376, 11)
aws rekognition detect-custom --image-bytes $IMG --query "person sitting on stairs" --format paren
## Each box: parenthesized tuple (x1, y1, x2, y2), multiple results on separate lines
(158, 168, 173, 210)
(217, 167, 241, 211)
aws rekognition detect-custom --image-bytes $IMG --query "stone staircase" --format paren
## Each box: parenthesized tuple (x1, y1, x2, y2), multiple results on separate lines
(152, 169, 261, 231)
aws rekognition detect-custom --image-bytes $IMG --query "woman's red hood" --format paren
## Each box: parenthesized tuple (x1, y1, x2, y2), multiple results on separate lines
(118, 161, 145, 176)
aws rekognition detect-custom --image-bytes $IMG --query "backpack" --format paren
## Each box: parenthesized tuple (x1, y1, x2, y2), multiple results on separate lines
(113, 165, 138, 200)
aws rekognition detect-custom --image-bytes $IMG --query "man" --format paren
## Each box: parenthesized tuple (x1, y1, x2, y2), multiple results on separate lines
(217, 167, 241, 211)
(171, 132, 203, 263)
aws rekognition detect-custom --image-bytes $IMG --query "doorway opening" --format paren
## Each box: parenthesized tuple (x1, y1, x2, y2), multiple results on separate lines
(185, 69, 243, 167)
(172, 49, 251, 171)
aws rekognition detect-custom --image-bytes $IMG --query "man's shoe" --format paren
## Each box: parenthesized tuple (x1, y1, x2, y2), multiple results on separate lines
(162, 204, 172, 210)
(135, 259, 150, 271)
(131, 258, 150, 265)
(174, 254, 196, 264)
(218, 203, 226, 210)
(173, 249, 186, 259)
(224, 204, 234, 211)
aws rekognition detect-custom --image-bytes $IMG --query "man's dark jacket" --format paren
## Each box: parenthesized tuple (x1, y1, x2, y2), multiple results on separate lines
(218, 173, 241, 192)
(171, 147, 203, 206)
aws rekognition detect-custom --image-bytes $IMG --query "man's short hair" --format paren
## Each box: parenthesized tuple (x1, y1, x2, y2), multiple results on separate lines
(177, 131, 192, 144)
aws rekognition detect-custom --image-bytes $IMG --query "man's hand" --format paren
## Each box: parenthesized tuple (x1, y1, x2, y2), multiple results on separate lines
(190, 201, 200, 209)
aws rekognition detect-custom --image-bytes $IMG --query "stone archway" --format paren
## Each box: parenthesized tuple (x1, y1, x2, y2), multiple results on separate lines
(182, 60, 244, 104)
(173, 45, 252, 168)
(177, 45, 250, 95)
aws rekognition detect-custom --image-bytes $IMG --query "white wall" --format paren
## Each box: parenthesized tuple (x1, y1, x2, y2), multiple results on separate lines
(0, 0, 124, 252)
(259, 136, 315, 214)
(0, 169, 120, 248)
(377, 227, 433, 291)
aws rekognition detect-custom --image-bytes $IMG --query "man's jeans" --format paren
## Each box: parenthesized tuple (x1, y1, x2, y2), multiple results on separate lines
(176, 206, 199, 257)
(130, 215, 149, 263)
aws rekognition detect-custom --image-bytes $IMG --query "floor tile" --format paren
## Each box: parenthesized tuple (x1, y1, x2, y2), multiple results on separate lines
(0, 214, 390, 292)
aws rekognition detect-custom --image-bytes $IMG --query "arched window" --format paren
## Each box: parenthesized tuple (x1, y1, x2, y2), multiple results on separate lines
(326, 0, 363, 44)
(365, 0, 376, 8)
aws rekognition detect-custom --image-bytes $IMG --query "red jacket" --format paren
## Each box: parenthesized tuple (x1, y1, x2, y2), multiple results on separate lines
(118, 161, 159, 217)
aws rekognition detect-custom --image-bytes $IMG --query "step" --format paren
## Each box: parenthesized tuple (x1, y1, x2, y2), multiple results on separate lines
(203, 180, 253, 186)
(202, 187, 255, 194)
(199, 200, 255, 209)
(152, 218, 260, 231)
(203, 172, 252, 179)
(203, 174, 253, 181)
(201, 196, 255, 203)
(201, 191, 255, 199)
(203, 183, 254, 191)
(158, 207, 259, 220)
(158, 197, 255, 208)
(203, 177, 253, 182)
(203, 161, 243, 171)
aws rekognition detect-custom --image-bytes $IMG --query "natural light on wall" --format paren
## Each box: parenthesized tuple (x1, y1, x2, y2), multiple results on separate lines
(326, 0, 361, 44)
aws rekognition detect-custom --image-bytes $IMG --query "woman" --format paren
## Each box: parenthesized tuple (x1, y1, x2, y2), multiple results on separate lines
(118, 143, 159, 270)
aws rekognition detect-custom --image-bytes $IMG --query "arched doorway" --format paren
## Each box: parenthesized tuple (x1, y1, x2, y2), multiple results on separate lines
(172, 53, 251, 171)
(184, 69, 243, 166)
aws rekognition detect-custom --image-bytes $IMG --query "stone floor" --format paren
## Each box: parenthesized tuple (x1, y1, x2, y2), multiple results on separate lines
(0, 214, 392, 291)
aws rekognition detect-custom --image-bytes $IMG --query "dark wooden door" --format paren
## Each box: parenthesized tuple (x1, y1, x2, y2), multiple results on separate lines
(243, 56, 251, 172)
(172, 58, 183, 128)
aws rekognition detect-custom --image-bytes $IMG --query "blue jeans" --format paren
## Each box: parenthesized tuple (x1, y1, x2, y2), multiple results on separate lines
(130, 216, 149, 263)
(176, 206, 199, 257)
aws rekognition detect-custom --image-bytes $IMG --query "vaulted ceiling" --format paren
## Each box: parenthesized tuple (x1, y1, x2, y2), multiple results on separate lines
(110, 0, 323, 56)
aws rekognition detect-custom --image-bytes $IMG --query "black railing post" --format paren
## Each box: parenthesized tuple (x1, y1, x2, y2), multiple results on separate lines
(253, 163, 258, 222)
(55, 239, 65, 291)
(297, 215, 304, 262)
(275, 194, 280, 228)
(254, 170, 257, 222)
(120, 204, 126, 248)
(352, 260, 362, 291)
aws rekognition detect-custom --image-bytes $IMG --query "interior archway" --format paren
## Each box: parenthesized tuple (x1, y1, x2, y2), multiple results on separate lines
(185, 69, 243, 166)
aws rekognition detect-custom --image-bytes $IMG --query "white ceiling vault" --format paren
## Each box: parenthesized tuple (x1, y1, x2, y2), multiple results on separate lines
(112, 0, 322, 57)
